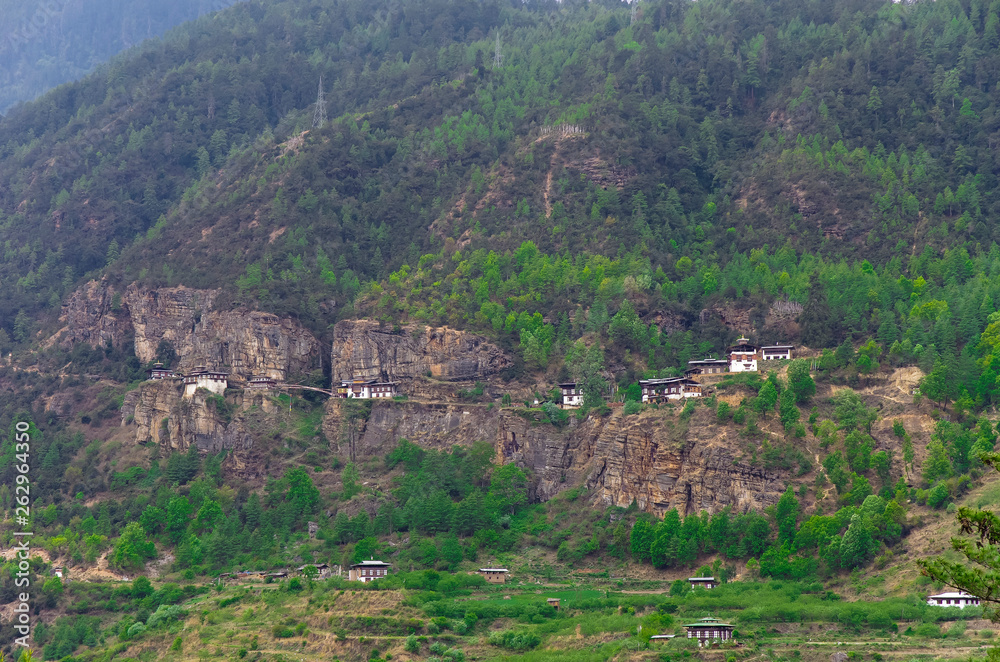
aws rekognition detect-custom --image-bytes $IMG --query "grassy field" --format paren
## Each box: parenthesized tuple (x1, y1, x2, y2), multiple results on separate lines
(49, 571, 996, 662)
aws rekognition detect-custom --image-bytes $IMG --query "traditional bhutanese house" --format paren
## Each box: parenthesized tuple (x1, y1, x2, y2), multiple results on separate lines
(726, 337, 760, 372)
(297, 563, 332, 579)
(683, 616, 735, 647)
(147, 363, 177, 380)
(546, 598, 560, 611)
(685, 358, 729, 376)
(247, 375, 277, 390)
(337, 378, 399, 399)
(348, 559, 391, 582)
(760, 344, 794, 361)
(558, 382, 583, 408)
(639, 378, 703, 402)
(689, 576, 716, 589)
(927, 591, 981, 608)
(479, 568, 509, 584)
(182, 365, 229, 398)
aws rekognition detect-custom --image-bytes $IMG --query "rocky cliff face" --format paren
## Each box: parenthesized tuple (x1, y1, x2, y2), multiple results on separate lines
(584, 408, 784, 514)
(122, 380, 274, 452)
(322, 400, 785, 515)
(60, 280, 321, 380)
(330, 320, 512, 385)
(59, 280, 135, 349)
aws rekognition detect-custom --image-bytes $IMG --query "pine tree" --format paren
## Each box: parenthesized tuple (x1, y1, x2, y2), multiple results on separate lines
(800, 272, 834, 348)
(775, 486, 799, 546)
(839, 514, 875, 569)
(630, 519, 654, 562)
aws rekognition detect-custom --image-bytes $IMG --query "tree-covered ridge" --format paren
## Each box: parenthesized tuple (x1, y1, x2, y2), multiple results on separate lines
(0, 0, 244, 114)
(2, 0, 1000, 356)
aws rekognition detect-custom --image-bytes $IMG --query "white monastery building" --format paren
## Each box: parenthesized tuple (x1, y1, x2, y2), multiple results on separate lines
(182, 366, 229, 398)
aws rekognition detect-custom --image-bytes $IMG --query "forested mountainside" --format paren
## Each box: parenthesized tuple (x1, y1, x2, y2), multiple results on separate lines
(0, 0, 243, 114)
(2, 0, 1000, 402)
(5, 1, 1000, 660)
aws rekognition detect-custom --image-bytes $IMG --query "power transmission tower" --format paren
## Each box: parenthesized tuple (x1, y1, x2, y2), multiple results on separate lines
(493, 31, 503, 69)
(312, 75, 327, 129)
(630, 2, 638, 26)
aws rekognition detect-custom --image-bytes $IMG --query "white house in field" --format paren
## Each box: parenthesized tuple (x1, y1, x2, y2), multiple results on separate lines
(927, 591, 981, 608)
(348, 560, 390, 582)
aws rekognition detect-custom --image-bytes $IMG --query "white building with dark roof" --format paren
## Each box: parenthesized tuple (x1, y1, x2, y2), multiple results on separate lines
(182, 366, 229, 398)
(348, 559, 390, 582)
(927, 591, 981, 608)
(639, 377, 702, 402)
(337, 378, 398, 399)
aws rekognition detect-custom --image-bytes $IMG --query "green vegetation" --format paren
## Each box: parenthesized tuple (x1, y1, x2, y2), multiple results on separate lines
(6, 0, 1000, 657)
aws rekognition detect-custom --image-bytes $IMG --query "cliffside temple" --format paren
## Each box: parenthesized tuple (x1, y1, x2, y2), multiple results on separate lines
(181, 365, 229, 398)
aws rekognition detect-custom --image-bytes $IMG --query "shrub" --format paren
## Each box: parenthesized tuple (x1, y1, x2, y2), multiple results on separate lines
(146, 604, 186, 629)
(927, 482, 950, 509)
(914, 622, 943, 638)
(126, 623, 147, 639)
(624, 400, 642, 415)
(272, 625, 295, 638)
(405, 635, 419, 652)
(488, 630, 541, 650)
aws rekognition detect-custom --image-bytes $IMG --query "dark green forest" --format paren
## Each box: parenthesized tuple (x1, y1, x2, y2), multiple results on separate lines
(0, 0, 243, 113)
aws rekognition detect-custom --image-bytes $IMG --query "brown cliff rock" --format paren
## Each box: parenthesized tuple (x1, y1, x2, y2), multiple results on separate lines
(330, 320, 512, 385)
(59, 280, 134, 349)
(60, 280, 321, 381)
(121, 380, 269, 452)
(321, 399, 786, 516)
(585, 408, 783, 515)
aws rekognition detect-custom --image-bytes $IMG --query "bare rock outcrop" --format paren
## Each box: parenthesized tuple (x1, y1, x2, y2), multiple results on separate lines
(121, 380, 272, 452)
(60, 280, 321, 381)
(330, 320, 512, 384)
(60, 280, 135, 349)
(585, 408, 783, 515)
(321, 399, 787, 516)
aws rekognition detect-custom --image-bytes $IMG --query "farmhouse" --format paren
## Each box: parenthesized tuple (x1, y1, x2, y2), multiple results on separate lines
(688, 576, 716, 589)
(349, 559, 391, 582)
(927, 591, 981, 608)
(683, 616, 735, 647)
(182, 366, 229, 398)
(639, 377, 702, 402)
(297, 563, 332, 579)
(685, 358, 729, 376)
(478, 568, 509, 584)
